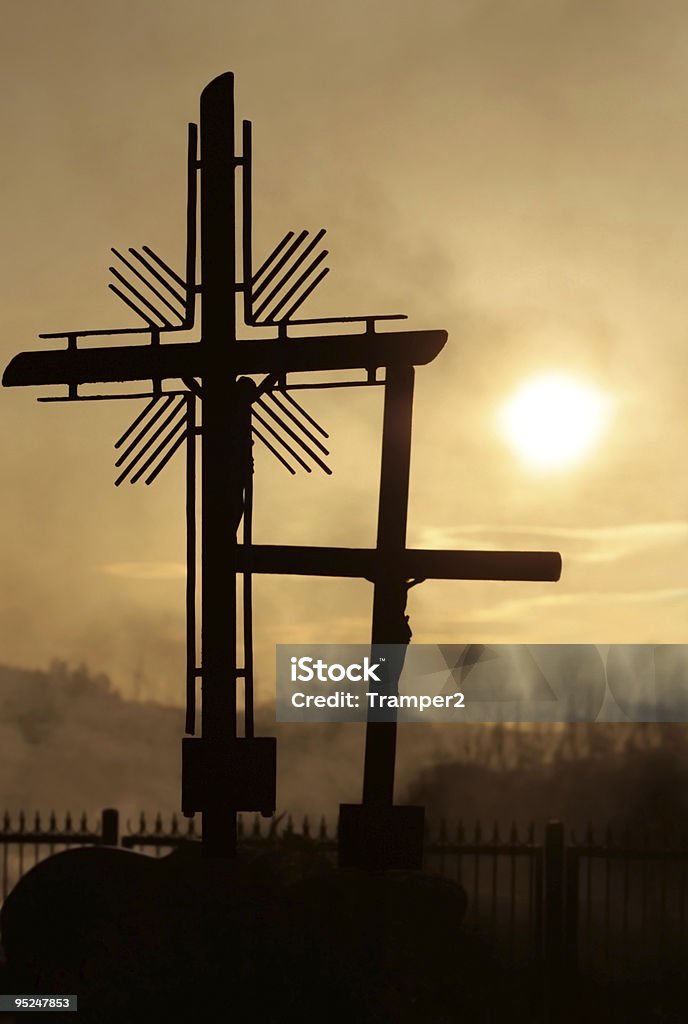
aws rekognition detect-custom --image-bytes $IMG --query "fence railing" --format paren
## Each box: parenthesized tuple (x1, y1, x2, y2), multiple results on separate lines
(564, 823, 688, 979)
(2, 809, 687, 976)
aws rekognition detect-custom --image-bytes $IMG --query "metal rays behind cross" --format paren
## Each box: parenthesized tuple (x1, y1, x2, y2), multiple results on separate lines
(2, 73, 562, 866)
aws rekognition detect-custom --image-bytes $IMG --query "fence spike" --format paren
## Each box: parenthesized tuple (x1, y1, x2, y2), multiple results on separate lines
(457, 820, 465, 844)
(302, 815, 310, 838)
(269, 812, 285, 839)
(34, 812, 41, 832)
(286, 814, 294, 836)
(3, 811, 10, 832)
(528, 822, 535, 844)
(319, 816, 327, 841)
(19, 811, 26, 831)
(154, 812, 163, 834)
(510, 821, 518, 844)
(171, 814, 179, 835)
(253, 813, 261, 838)
(80, 811, 88, 832)
(474, 819, 482, 842)
(586, 822, 594, 845)
(187, 817, 196, 837)
(492, 822, 500, 843)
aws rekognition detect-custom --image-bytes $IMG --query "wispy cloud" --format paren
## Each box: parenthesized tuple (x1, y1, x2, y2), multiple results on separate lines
(418, 522, 688, 564)
(457, 587, 688, 624)
(98, 562, 186, 581)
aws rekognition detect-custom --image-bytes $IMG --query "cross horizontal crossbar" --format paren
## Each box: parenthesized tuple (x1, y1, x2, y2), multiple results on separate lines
(235, 544, 562, 582)
(2, 331, 447, 389)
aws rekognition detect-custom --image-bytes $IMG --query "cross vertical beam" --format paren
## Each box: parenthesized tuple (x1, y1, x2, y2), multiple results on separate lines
(185, 393, 197, 736)
(199, 72, 238, 857)
(362, 363, 415, 806)
(340, 363, 426, 870)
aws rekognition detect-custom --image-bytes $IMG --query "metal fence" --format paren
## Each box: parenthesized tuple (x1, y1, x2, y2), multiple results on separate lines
(1, 809, 687, 977)
(564, 825, 688, 979)
(423, 819, 542, 965)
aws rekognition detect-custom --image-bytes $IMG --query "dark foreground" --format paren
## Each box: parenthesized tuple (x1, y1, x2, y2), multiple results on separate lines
(0, 845, 685, 1024)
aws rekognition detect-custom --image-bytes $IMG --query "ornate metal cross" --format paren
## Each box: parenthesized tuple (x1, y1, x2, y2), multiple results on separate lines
(3, 73, 562, 863)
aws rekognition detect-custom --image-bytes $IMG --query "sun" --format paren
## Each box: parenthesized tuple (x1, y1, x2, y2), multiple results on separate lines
(499, 373, 610, 471)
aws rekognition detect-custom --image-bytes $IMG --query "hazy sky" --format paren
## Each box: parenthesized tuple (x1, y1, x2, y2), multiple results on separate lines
(1, 0, 687, 706)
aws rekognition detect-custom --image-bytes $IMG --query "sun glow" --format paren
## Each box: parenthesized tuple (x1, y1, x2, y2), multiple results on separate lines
(499, 373, 610, 471)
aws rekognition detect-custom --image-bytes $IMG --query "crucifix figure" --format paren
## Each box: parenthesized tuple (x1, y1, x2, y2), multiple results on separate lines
(3, 72, 562, 864)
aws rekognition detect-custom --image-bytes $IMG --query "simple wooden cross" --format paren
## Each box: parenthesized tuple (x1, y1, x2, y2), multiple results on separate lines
(3, 73, 561, 864)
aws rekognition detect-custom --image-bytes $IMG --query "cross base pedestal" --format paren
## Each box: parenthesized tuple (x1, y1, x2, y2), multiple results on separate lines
(338, 803, 424, 871)
(181, 737, 276, 818)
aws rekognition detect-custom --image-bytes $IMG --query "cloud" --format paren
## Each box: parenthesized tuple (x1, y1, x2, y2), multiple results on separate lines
(419, 522, 688, 564)
(98, 562, 186, 581)
(458, 586, 688, 625)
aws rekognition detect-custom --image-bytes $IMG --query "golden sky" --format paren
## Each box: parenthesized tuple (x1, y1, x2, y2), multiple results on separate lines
(1, 0, 687, 706)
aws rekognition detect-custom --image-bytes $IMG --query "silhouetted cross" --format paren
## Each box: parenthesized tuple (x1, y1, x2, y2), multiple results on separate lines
(3, 73, 561, 865)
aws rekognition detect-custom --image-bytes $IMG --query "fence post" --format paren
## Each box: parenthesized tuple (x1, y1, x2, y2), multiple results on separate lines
(544, 819, 565, 977)
(565, 847, 579, 972)
(101, 808, 119, 846)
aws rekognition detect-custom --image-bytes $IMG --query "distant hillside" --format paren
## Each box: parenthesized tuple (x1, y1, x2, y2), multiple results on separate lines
(1, 661, 687, 833)
(0, 661, 365, 824)
(0, 662, 183, 819)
